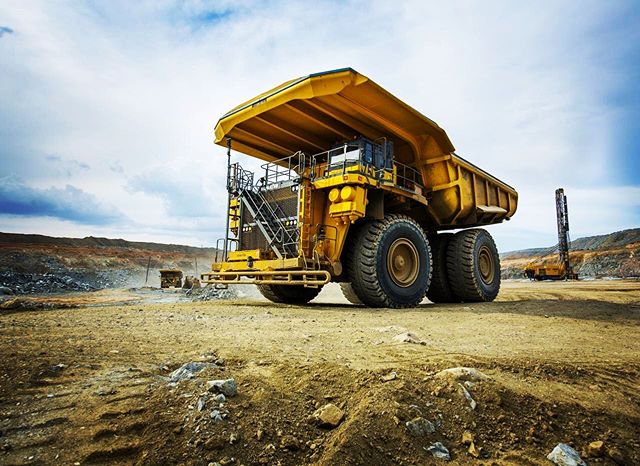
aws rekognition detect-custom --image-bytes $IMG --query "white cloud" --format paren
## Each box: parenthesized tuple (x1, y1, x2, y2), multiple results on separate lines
(0, 0, 638, 249)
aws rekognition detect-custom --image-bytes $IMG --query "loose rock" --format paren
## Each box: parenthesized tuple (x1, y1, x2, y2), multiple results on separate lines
(191, 285, 238, 301)
(547, 443, 587, 466)
(434, 367, 489, 382)
(381, 371, 398, 382)
(587, 440, 605, 458)
(461, 431, 474, 445)
(393, 332, 426, 345)
(426, 442, 451, 461)
(468, 441, 480, 458)
(204, 435, 226, 450)
(405, 417, 436, 437)
(458, 383, 477, 410)
(210, 409, 223, 422)
(280, 435, 300, 450)
(207, 379, 238, 397)
(311, 403, 344, 428)
(169, 362, 215, 382)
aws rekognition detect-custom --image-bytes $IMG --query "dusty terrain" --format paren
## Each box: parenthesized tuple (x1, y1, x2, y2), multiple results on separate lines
(1, 280, 639, 465)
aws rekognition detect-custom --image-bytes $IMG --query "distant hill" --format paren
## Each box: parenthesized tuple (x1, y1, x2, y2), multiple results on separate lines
(500, 228, 640, 279)
(0, 232, 217, 255)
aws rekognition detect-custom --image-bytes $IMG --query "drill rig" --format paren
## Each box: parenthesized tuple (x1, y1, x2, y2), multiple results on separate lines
(525, 188, 578, 280)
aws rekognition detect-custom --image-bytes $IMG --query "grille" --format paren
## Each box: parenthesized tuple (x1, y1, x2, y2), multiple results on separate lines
(239, 185, 299, 254)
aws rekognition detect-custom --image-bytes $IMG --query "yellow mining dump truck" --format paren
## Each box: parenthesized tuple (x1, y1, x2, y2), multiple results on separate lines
(160, 269, 183, 288)
(202, 68, 518, 307)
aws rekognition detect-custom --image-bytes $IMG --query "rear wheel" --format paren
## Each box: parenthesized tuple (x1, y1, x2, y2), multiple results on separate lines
(256, 284, 322, 304)
(346, 214, 431, 308)
(426, 233, 456, 303)
(446, 229, 500, 302)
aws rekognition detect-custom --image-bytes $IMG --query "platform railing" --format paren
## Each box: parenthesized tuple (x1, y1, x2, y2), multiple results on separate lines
(394, 161, 423, 192)
(260, 151, 307, 187)
(307, 142, 425, 193)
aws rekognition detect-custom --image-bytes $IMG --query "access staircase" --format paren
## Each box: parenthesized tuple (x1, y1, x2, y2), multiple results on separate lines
(230, 163, 298, 259)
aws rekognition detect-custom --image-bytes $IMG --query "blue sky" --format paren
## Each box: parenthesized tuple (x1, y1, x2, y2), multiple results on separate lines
(0, 0, 638, 251)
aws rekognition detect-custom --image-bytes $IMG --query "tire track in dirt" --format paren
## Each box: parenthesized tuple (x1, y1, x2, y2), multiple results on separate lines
(0, 364, 153, 465)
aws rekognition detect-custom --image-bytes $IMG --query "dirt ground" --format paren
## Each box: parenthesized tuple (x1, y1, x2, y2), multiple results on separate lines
(1, 280, 639, 465)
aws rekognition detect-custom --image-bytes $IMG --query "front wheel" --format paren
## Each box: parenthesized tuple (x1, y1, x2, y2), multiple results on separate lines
(340, 282, 363, 305)
(346, 214, 431, 308)
(256, 284, 322, 304)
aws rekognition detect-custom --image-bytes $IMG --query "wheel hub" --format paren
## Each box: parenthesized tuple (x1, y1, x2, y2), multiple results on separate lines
(387, 238, 420, 287)
(478, 245, 495, 284)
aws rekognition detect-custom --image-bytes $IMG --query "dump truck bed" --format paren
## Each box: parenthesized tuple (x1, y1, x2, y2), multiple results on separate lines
(214, 68, 517, 228)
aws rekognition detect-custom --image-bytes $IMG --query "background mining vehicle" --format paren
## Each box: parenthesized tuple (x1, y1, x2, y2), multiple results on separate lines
(525, 188, 578, 281)
(201, 68, 518, 307)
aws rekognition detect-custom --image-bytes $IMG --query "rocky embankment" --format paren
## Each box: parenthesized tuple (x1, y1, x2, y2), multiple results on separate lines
(500, 228, 640, 279)
(0, 232, 218, 295)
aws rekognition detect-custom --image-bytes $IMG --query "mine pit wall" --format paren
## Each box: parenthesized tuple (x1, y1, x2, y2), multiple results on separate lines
(0, 237, 217, 294)
(501, 246, 640, 280)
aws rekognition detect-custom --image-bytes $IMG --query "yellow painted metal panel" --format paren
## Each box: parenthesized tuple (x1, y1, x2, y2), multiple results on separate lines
(227, 249, 261, 261)
(213, 256, 303, 272)
(422, 153, 517, 228)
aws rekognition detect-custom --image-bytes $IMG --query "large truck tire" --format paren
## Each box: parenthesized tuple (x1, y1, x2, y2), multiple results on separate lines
(256, 284, 322, 304)
(346, 214, 431, 308)
(340, 282, 363, 305)
(426, 233, 456, 303)
(446, 229, 500, 302)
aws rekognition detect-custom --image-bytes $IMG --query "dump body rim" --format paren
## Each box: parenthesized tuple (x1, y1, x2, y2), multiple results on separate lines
(212, 67, 456, 160)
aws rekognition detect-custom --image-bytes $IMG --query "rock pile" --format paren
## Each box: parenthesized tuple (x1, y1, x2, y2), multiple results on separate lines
(0, 269, 135, 294)
(0, 271, 96, 294)
(189, 285, 238, 301)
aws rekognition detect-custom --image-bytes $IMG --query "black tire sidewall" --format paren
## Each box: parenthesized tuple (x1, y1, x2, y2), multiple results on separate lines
(376, 221, 430, 305)
(427, 233, 455, 302)
(258, 284, 322, 304)
(472, 231, 500, 300)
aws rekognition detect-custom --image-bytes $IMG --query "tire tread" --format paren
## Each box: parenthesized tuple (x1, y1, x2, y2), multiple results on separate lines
(446, 229, 500, 302)
(346, 214, 432, 308)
